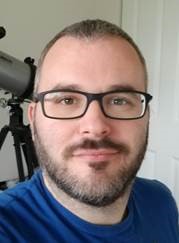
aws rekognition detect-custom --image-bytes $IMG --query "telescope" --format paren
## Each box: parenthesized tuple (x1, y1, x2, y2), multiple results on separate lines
(0, 26, 36, 99)
(0, 51, 36, 99)
(0, 27, 38, 183)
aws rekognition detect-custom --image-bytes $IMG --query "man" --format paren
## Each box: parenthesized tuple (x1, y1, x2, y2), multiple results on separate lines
(0, 19, 178, 242)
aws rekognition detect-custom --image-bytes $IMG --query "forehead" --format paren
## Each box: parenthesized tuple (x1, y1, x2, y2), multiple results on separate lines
(38, 36, 146, 92)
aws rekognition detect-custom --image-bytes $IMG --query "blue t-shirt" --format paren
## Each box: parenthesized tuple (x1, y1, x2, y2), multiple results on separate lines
(0, 170, 178, 243)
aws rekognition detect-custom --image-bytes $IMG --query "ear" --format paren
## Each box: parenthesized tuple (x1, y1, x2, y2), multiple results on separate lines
(28, 102, 36, 140)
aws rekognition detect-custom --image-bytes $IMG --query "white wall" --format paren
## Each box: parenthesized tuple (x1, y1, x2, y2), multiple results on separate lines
(0, 0, 122, 181)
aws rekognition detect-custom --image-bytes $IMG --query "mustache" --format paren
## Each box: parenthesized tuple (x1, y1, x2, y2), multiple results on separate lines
(63, 138, 130, 160)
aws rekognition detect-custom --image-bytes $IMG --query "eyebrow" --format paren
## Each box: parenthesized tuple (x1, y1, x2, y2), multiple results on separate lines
(107, 84, 138, 92)
(50, 83, 138, 93)
(50, 83, 82, 91)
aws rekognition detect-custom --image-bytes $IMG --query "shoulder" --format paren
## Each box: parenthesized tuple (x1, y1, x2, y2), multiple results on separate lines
(132, 177, 178, 214)
(133, 177, 172, 195)
(0, 170, 42, 209)
(131, 178, 179, 241)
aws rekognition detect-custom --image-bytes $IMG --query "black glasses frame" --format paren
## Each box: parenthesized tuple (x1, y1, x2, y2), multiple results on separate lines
(33, 89, 153, 120)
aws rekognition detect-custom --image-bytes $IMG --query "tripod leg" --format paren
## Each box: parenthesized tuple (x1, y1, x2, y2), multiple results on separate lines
(21, 126, 38, 179)
(21, 143, 34, 179)
(12, 133, 25, 182)
(25, 126, 38, 168)
(0, 125, 9, 149)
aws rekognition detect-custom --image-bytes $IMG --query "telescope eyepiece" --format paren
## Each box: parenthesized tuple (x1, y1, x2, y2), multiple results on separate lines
(0, 27, 6, 39)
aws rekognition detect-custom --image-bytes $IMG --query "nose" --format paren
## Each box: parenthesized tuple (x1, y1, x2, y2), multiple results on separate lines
(79, 101, 111, 138)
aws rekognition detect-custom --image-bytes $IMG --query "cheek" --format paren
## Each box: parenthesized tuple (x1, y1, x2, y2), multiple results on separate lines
(130, 119, 149, 147)
(115, 118, 148, 146)
(35, 114, 76, 151)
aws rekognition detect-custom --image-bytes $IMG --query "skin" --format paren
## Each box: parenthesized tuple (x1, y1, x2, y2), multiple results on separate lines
(28, 36, 149, 225)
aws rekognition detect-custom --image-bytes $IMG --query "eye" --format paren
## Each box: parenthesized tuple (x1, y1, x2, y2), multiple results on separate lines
(111, 97, 128, 105)
(45, 93, 78, 105)
(51, 95, 77, 105)
(60, 97, 75, 105)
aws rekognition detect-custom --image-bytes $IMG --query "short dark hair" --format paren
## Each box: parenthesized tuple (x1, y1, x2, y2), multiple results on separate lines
(34, 19, 147, 92)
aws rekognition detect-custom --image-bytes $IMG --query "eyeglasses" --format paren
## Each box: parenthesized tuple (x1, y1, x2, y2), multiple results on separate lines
(33, 89, 153, 120)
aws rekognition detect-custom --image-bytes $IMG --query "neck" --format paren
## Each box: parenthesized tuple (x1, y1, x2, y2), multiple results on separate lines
(43, 173, 132, 225)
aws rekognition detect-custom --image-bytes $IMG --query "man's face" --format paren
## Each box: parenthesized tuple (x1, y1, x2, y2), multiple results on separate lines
(28, 36, 149, 207)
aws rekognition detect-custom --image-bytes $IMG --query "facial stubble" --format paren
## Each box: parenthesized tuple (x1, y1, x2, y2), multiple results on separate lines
(33, 121, 148, 207)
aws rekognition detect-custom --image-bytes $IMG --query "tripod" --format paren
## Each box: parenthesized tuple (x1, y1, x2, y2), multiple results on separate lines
(0, 96, 38, 182)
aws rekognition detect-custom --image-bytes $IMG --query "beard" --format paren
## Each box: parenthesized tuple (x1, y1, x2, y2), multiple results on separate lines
(33, 123, 148, 207)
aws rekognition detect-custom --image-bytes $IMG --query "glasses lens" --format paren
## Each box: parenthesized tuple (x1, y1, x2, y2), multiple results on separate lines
(103, 92, 146, 119)
(43, 91, 87, 118)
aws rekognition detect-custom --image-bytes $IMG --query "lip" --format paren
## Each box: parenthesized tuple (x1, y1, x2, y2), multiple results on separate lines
(72, 149, 119, 161)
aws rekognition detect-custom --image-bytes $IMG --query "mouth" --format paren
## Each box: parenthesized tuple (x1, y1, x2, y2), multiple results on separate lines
(72, 149, 119, 162)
